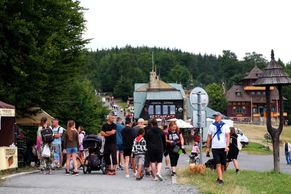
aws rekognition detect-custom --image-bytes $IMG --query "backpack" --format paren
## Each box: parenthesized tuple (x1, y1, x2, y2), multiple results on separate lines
(41, 127, 54, 143)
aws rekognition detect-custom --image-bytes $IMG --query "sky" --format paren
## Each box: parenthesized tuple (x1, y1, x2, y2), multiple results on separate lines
(80, 0, 291, 63)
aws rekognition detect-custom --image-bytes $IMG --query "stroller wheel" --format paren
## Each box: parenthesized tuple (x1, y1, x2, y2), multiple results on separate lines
(100, 157, 106, 175)
(83, 159, 88, 174)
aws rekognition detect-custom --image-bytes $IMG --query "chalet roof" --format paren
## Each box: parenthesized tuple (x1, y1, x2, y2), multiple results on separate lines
(226, 85, 280, 103)
(0, 101, 15, 109)
(243, 66, 263, 80)
(135, 80, 177, 92)
(255, 50, 291, 86)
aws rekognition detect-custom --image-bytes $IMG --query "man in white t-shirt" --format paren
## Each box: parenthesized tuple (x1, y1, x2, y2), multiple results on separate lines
(206, 112, 230, 185)
(52, 119, 64, 168)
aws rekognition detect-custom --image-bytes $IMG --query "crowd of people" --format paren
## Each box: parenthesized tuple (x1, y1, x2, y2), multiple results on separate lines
(36, 111, 241, 185)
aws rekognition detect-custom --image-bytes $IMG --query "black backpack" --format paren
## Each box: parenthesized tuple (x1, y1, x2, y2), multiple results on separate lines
(41, 127, 54, 143)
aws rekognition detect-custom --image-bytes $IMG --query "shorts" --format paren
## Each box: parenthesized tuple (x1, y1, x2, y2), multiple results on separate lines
(135, 155, 145, 166)
(124, 148, 132, 157)
(227, 150, 239, 161)
(148, 150, 163, 163)
(117, 144, 124, 152)
(212, 148, 227, 165)
(66, 147, 78, 154)
(164, 150, 169, 157)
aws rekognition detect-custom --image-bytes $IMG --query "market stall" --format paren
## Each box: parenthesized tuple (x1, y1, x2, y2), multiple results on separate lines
(0, 100, 18, 170)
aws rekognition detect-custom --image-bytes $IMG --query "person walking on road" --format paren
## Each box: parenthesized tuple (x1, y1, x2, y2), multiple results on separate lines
(206, 112, 230, 185)
(132, 128, 147, 180)
(52, 119, 64, 168)
(116, 117, 125, 170)
(144, 119, 165, 181)
(77, 126, 85, 166)
(284, 140, 291, 165)
(226, 127, 240, 173)
(101, 113, 117, 175)
(163, 125, 170, 170)
(64, 120, 79, 176)
(165, 122, 185, 176)
(121, 119, 135, 178)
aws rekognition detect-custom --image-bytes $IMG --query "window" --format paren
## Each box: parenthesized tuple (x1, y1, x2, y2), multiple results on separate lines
(252, 108, 257, 113)
(155, 105, 161, 115)
(148, 105, 154, 115)
(257, 91, 261, 95)
(170, 105, 176, 115)
(163, 105, 168, 115)
(236, 106, 243, 113)
(251, 91, 255, 95)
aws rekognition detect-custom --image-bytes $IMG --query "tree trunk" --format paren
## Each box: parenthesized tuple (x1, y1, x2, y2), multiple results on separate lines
(266, 85, 282, 173)
(272, 132, 280, 172)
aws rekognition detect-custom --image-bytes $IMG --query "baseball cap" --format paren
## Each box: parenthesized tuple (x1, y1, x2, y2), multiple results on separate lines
(213, 112, 223, 117)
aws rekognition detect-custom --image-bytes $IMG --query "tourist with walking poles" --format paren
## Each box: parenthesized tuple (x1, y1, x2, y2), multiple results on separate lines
(144, 119, 165, 181)
(64, 120, 79, 175)
(100, 113, 117, 175)
(206, 112, 230, 185)
(165, 121, 185, 176)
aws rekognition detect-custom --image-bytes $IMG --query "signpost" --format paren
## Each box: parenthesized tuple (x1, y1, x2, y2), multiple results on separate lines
(190, 87, 209, 164)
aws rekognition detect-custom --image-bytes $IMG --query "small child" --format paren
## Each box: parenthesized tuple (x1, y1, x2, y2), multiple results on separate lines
(191, 142, 200, 157)
(132, 128, 147, 180)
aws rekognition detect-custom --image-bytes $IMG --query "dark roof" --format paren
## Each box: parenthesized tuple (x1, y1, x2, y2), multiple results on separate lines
(226, 85, 280, 103)
(255, 50, 291, 86)
(243, 66, 263, 80)
(0, 101, 15, 109)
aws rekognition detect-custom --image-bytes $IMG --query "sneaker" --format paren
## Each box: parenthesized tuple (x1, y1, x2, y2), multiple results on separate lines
(236, 169, 240, 174)
(136, 177, 143, 181)
(134, 171, 137, 177)
(171, 172, 176, 176)
(125, 174, 130, 178)
(217, 179, 224, 185)
(153, 176, 159, 181)
(65, 170, 70, 175)
(145, 171, 151, 176)
(72, 171, 79, 176)
(119, 165, 124, 171)
(156, 173, 163, 181)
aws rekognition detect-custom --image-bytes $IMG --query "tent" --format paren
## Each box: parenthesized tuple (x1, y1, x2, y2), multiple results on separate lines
(16, 107, 54, 126)
(176, 119, 194, 129)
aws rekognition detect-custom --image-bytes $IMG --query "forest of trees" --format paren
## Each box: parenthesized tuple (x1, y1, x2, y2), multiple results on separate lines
(2, 0, 291, 133)
(0, 0, 107, 133)
(86, 46, 291, 120)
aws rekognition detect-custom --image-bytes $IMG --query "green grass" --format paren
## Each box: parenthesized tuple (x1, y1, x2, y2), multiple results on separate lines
(177, 167, 291, 194)
(242, 142, 272, 155)
(115, 99, 127, 109)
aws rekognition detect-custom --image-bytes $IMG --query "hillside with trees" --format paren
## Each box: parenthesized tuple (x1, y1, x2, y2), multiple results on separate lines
(85, 46, 291, 121)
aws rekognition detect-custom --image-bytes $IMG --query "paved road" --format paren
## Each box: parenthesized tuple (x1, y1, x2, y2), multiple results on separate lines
(0, 154, 198, 194)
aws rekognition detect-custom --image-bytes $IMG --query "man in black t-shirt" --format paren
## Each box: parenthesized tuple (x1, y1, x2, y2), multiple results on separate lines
(101, 114, 117, 175)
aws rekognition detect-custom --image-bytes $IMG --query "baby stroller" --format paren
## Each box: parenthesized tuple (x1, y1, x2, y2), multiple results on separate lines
(82, 134, 106, 174)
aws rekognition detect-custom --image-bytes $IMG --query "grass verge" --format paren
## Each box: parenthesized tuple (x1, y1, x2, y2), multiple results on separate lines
(177, 167, 291, 194)
(0, 167, 37, 183)
(242, 142, 272, 155)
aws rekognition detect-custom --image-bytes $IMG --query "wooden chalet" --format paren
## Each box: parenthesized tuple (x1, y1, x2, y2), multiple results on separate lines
(134, 66, 187, 120)
(226, 66, 287, 123)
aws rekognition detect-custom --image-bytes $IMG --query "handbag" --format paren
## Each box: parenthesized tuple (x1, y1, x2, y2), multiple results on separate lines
(41, 144, 51, 158)
(237, 138, 242, 151)
(173, 145, 180, 154)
